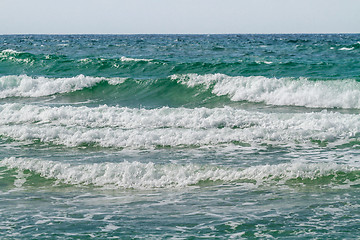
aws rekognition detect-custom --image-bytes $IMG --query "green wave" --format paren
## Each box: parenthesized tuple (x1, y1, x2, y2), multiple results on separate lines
(3, 73, 360, 109)
(60, 77, 228, 108)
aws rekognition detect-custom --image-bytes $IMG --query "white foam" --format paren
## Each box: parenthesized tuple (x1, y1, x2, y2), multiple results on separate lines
(120, 56, 152, 62)
(0, 157, 355, 189)
(339, 47, 354, 51)
(79, 56, 153, 64)
(101, 224, 120, 232)
(0, 49, 32, 64)
(0, 75, 125, 98)
(0, 49, 22, 55)
(0, 104, 360, 148)
(255, 60, 273, 64)
(78, 58, 91, 63)
(172, 74, 360, 109)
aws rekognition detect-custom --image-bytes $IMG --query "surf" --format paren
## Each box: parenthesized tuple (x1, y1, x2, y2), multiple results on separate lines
(1, 103, 360, 149)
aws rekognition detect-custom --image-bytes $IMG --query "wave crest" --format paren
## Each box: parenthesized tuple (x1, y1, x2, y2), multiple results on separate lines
(0, 75, 125, 98)
(173, 74, 360, 109)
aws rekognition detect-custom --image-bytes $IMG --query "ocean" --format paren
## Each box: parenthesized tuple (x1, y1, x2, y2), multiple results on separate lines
(1, 34, 360, 239)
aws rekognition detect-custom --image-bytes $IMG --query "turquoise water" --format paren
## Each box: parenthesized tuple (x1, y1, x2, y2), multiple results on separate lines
(1, 34, 360, 239)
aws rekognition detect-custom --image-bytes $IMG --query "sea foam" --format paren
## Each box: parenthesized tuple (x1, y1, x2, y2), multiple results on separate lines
(173, 74, 360, 109)
(1, 157, 357, 189)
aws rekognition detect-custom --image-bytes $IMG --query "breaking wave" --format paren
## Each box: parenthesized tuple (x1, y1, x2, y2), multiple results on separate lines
(174, 74, 360, 109)
(1, 157, 358, 189)
(0, 104, 359, 148)
(2, 74, 360, 109)
(0, 75, 125, 98)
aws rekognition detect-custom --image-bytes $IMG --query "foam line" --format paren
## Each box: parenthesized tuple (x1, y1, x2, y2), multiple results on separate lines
(1, 157, 356, 189)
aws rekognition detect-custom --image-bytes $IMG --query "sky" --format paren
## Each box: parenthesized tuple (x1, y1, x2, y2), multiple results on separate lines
(1, 0, 360, 34)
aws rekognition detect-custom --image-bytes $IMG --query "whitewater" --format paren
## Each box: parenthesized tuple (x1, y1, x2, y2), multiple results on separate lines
(1, 34, 360, 239)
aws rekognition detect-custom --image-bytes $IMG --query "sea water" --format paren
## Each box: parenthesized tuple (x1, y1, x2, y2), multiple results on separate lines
(1, 34, 360, 238)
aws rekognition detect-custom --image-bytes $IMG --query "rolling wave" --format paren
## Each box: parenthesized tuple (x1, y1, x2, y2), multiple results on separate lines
(1, 157, 358, 189)
(174, 74, 360, 109)
(2, 74, 360, 109)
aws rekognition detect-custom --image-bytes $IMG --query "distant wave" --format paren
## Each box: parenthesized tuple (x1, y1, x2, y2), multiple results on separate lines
(1, 157, 358, 189)
(1, 49, 22, 55)
(339, 42, 360, 51)
(0, 49, 35, 64)
(2, 47, 359, 82)
(1, 49, 155, 65)
(78, 56, 155, 64)
(119, 56, 153, 62)
(1, 49, 153, 62)
(0, 49, 161, 76)
(173, 74, 360, 109)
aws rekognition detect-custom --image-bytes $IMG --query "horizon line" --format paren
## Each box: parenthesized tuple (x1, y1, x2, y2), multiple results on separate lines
(1, 32, 360, 36)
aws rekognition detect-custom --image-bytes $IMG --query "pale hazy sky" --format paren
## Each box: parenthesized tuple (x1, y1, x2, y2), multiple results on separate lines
(1, 0, 360, 34)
